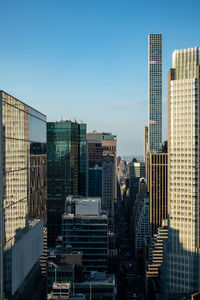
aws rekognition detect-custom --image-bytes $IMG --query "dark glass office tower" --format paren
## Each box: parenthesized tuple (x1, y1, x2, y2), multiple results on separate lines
(0, 91, 47, 299)
(47, 121, 86, 247)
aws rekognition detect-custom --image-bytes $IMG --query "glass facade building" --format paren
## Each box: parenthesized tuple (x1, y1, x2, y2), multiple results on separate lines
(62, 197, 108, 272)
(0, 91, 47, 299)
(88, 167, 102, 197)
(148, 34, 162, 152)
(168, 48, 200, 297)
(47, 121, 87, 247)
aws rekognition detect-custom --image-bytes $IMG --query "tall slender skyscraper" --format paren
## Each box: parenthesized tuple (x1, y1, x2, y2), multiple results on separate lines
(168, 47, 200, 297)
(148, 34, 162, 152)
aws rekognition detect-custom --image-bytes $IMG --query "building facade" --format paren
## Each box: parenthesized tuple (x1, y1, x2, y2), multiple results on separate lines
(148, 33, 162, 152)
(168, 47, 200, 296)
(62, 197, 108, 272)
(149, 152, 168, 236)
(146, 220, 168, 298)
(135, 197, 150, 256)
(47, 121, 87, 246)
(102, 155, 115, 232)
(88, 166, 102, 197)
(87, 132, 117, 232)
(0, 91, 47, 299)
(144, 126, 148, 163)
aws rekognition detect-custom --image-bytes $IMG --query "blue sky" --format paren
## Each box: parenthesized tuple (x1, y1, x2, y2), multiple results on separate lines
(1, 0, 200, 155)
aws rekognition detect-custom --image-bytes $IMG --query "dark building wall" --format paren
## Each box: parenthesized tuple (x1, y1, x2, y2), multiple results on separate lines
(150, 153, 168, 236)
(88, 168, 102, 197)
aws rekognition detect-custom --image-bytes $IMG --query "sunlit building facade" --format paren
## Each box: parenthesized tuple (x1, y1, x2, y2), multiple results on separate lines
(0, 91, 47, 299)
(168, 47, 200, 297)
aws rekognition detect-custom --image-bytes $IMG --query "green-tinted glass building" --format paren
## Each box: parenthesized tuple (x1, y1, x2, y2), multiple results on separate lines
(47, 121, 86, 247)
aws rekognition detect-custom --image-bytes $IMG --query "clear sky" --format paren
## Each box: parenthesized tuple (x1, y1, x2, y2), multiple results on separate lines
(1, 0, 200, 156)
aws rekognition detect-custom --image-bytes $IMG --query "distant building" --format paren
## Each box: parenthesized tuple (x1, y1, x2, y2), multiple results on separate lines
(144, 126, 148, 164)
(47, 121, 87, 246)
(0, 91, 47, 299)
(87, 132, 117, 232)
(129, 161, 145, 206)
(62, 196, 108, 272)
(135, 197, 150, 257)
(148, 33, 162, 152)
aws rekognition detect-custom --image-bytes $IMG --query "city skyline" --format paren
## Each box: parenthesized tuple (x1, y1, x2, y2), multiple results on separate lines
(1, 0, 200, 155)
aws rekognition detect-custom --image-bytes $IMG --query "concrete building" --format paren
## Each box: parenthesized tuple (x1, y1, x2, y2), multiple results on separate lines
(148, 33, 162, 152)
(48, 282, 71, 299)
(47, 246, 82, 294)
(149, 151, 168, 236)
(0, 91, 47, 299)
(168, 47, 200, 297)
(62, 196, 108, 272)
(47, 121, 87, 246)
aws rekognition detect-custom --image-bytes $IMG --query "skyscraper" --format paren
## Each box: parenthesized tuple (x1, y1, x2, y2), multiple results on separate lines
(102, 155, 115, 232)
(149, 151, 168, 237)
(47, 121, 86, 247)
(144, 126, 148, 163)
(0, 91, 47, 299)
(168, 47, 200, 297)
(148, 34, 162, 152)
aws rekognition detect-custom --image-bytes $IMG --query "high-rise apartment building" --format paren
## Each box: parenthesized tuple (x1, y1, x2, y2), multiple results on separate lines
(168, 47, 200, 297)
(47, 121, 86, 246)
(148, 34, 162, 152)
(149, 151, 168, 236)
(0, 91, 47, 299)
